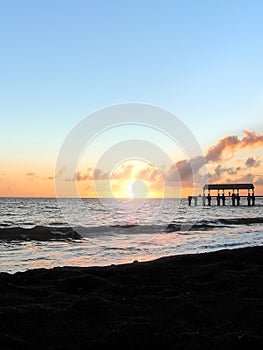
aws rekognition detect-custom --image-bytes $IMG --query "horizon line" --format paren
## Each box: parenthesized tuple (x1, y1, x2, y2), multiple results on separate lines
(1, 195, 263, 199)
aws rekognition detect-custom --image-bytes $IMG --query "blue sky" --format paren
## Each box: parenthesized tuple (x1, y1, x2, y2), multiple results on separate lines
(0, 0, 263, 195)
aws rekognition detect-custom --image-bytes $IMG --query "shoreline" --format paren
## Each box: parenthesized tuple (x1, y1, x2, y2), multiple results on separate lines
(1, 246, 263, 348)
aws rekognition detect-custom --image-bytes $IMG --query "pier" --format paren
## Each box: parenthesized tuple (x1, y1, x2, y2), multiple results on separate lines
(188, 183, 261, 206)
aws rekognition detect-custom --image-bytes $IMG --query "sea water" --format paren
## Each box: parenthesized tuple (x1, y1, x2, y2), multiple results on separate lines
(0, 197, 262, 273)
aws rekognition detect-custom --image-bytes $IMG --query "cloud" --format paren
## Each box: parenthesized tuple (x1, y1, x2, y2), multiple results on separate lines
(64, 167, 110, 182)
(165, 156, 206, 186)
(56, 167, 67, 179)
(245, 157, 260, 168)
(26, 172, 38, 180)
(26, 172, 37, 177)
(225, 173, 254, 184)
(242, 130, 263, 145)
(206, 135, 239, 162)
(255, 176, 263, 186)
(111, 164, 133, 180)
(207, 165, 242, 183)
(135, 166, 161, 183)
(93, 168, 110, 180)
(66, 165, 133, 182)
(76, 168, 93, 181)
(43, 176, 55, 180)
(206, 130, 263, 162)
(64, 168, 92, 182)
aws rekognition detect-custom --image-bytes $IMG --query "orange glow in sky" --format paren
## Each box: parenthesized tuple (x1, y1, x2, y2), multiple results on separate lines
(1, 130, 262, 198)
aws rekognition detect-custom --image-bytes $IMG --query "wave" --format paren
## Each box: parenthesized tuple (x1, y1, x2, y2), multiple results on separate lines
(0, 217, 262, 241)
(217, 217, 263, 225)
(111, 224, 139, 228)
(165, 217, 263, 232)
(0, 226, 82, 241)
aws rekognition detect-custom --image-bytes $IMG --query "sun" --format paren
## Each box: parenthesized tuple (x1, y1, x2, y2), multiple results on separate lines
(128, 180, 148, 198)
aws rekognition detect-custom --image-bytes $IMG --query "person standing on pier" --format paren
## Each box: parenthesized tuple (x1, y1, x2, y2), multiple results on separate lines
(247, 193, 251, 206)
(222, 193, 225, 206)
(207, 193, 211, 206)
(217, 193, 220, 206)
(231, 192, 236, 206)
(236, 192, 240, 206)
(252, 192, 255, 206)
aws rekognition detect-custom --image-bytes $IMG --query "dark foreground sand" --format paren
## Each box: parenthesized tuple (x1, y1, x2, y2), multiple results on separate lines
(1, 246, 263, 349)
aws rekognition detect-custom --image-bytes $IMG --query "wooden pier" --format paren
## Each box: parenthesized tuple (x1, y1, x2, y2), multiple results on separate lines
(188, 183, 260, 206)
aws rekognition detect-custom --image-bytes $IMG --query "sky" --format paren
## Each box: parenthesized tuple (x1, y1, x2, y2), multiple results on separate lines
(0, 0, 263, 197)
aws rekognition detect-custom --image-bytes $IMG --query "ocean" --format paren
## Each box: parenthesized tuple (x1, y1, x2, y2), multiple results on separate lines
(0, 197, 262, 273)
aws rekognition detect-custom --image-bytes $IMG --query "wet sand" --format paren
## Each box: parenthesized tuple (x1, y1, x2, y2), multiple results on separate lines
(0, 246, 263, 349)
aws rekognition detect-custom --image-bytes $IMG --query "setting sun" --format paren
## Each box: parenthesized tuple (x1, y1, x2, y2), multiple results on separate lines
(128, 180, 148, 198)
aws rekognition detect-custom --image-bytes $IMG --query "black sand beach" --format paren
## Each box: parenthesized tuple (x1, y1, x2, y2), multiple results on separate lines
(1, 246, 263, 349)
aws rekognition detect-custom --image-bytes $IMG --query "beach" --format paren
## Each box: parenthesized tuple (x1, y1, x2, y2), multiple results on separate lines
(1, 246, 263, 349)
(1, 197, 263, 273)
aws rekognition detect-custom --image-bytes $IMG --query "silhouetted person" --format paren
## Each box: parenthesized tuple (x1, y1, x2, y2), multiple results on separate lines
(222, 193, 225, 206)
(202, 195, 206, 206)
(252, 192, 255, 206)
(247, 193, 251, 206)
(207, 193, 211, 206)
(194, 196, 198, 206)
(217, 193, 220, 206)
(236, 193, 240, 206)
(228, 191, 231, 197)
(188, 196, 192, 206)
(231, 192, 236, 206)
